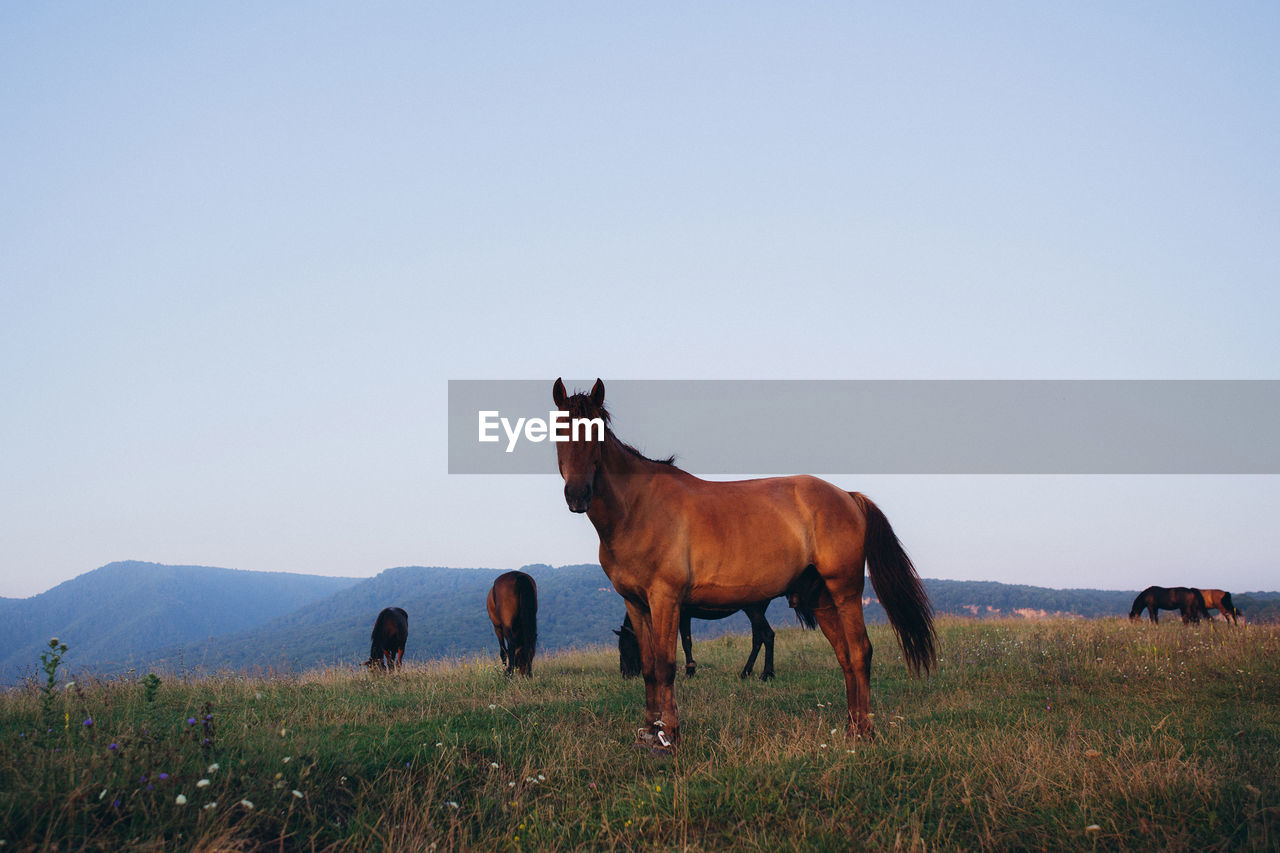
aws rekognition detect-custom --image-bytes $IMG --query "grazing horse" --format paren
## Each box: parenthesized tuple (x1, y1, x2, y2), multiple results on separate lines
(1199, 589, 1242, 625)
(1128, 586, 1209, 624)
(553, 378, 936, 750)
(366, 607, 408, 670)
(616, 599, 792, 682)
(486, 570, 538, 676)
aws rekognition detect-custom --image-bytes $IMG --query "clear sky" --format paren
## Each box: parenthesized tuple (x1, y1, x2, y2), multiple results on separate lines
(3, 4, 1278, 599)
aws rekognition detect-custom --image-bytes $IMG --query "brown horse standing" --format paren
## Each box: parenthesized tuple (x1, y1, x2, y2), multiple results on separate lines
(1128, 586, 1209, 624)
(1199, 589, 1242, 625)
(487, 570, 538, 676)
(553, 378, 936, 750)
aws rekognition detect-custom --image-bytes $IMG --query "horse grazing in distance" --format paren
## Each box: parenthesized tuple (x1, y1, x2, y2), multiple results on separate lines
(617, 599, 793, 682)
(487, 571, 538, 676)
(366, 607, 409, 670)
(554, 378, 935, 751)
(1199, 589, 1242, 625)
(1128, 586, 1209, 624)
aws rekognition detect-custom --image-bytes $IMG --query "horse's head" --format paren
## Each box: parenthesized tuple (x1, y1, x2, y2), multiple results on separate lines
(552, 377, 607, 513)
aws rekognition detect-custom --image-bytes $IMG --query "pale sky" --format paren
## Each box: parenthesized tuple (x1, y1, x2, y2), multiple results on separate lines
(3, 4, 1278, 599)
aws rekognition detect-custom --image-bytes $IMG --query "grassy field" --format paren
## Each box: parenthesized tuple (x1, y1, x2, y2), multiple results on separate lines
(1, 617, 1278, 851)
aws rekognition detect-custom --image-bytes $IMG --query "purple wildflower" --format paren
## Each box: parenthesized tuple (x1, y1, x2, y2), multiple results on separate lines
(83, 718, 94, 727)
(187, 717, 196, 725)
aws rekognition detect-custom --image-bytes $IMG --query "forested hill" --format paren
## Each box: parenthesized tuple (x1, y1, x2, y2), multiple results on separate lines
(0, 561, 359, 684)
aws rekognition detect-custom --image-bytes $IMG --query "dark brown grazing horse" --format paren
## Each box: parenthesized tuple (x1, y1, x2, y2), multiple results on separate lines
(617, 599, 798, 681)
(1128, 586, 1209, 624)
(366, 607, 408, 670)
(1199, 589, 1242, 625)
(553, 378, 936, 750)
(487, 570, 538, 676)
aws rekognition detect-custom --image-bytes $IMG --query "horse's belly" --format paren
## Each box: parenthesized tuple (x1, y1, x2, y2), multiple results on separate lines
(686, 560, 806, 607)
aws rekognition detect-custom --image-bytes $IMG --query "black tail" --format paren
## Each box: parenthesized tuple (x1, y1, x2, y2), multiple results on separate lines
(851, 492, 937, 674)
(515, 573, 538, 672)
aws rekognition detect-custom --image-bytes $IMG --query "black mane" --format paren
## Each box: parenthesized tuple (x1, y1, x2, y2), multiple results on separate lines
(563, 393, 676, 467)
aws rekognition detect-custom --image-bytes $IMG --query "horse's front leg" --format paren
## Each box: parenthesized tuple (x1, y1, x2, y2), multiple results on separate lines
(645, 595, 683, 749)
(623, 601, 662, 739)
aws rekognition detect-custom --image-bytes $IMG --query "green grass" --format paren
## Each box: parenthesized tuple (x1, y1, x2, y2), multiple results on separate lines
(2, 618, 1278, 851)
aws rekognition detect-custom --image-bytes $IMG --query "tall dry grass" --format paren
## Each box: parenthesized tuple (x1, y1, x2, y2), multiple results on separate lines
(1, 617, 1277, 850)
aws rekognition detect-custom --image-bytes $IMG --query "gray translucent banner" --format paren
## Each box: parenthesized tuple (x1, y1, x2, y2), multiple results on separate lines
(448, 380, 1280, 474)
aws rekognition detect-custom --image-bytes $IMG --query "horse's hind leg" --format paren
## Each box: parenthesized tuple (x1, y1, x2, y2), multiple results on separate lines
(680, 612, 696, 677)
(493, 626, 509, 669)
(809, 587, 874, 739)
(760, 615, 775, 681)
(741, 606, 775, 681)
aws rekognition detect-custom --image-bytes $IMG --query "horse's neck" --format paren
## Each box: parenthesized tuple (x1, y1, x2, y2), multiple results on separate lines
(586, 436, 663, 542)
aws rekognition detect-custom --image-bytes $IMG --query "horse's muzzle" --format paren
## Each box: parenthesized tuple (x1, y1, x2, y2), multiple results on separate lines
(564, 483, 592, 514)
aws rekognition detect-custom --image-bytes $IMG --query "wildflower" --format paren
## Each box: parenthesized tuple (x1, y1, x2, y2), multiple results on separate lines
(292, 790, 304, 799)
(175, 794, 188, 805)
(279, 728, 288, 737)
(187, 717, 196, 725)
(240, 799, 255, 810)
(655, 784, 661, 793)
(66, 682, 75, 690)
(820, 743, 828, 749)
(196, 779, 210, 788)
(99, 790, 107, 800)
(446, 801, 459, 809)
(589, 782, 596, 790)
(537, 773, 546, 781)
(489, 762, 499, 770)
(207, 763, 219, 772)
(488, 703, 496, 709)
(203, 802, 217, 811)
(108, 743, 119, 752)
(1085, 824, 1101, 833)
(83, 718, 93, 727)
(508, 782, 516, 788)
(282, 756, 291, 763)
(158, 773, 169, 780)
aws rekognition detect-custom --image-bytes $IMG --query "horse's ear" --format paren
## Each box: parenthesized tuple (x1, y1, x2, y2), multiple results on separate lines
(553, 377, 568, 408)
(590, 378, 605, 407)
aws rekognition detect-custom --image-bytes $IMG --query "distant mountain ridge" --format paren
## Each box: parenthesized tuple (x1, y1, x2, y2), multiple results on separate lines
(2, 562, 1275, 685)
(0, 561, 359, 684)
